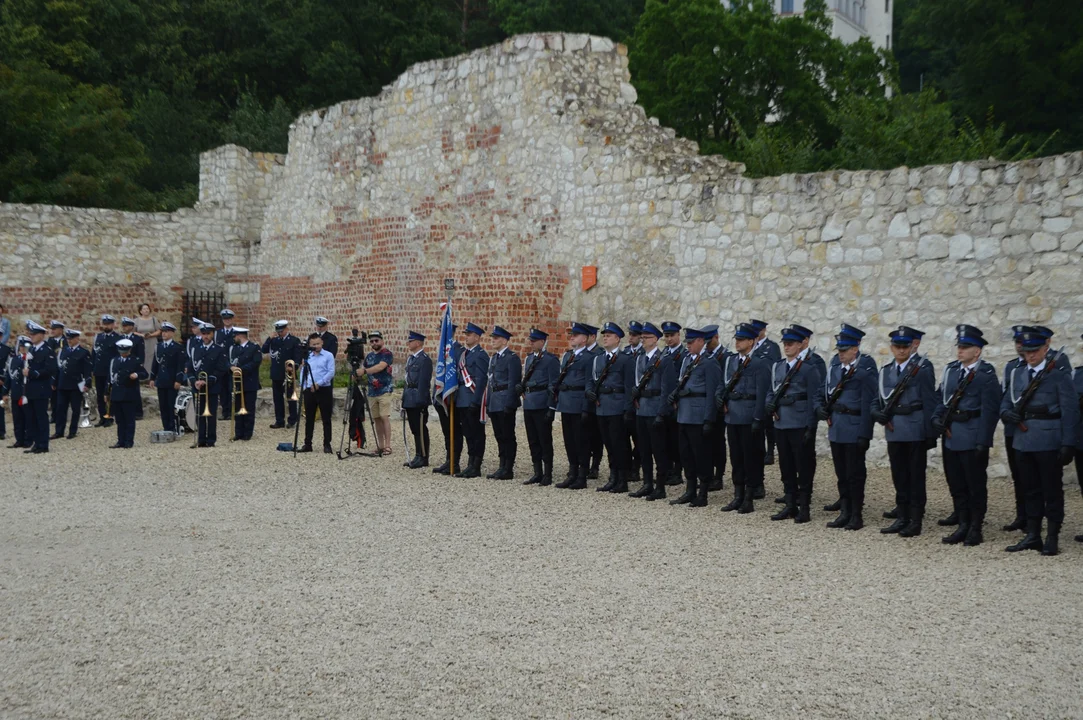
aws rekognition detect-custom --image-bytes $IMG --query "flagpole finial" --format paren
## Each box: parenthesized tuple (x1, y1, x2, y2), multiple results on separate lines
(444, 278, 455, 292)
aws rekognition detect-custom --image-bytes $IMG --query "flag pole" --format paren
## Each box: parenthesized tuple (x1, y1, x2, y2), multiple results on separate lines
(444, 278, 456, 473)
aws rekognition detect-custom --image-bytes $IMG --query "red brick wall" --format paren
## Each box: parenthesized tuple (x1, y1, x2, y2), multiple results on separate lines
(0, 283, 183, 336)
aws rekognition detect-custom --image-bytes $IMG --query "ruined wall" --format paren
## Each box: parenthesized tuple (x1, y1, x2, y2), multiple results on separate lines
(0, 145, 283, 330)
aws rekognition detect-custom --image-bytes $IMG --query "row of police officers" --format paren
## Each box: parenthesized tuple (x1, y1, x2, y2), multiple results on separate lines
(400, 319, 1082, 556)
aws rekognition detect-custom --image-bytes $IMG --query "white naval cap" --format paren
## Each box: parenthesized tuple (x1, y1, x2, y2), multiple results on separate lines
(116, 338, 134, 349)
(233, 326, 249, 334)
(315, 316, 330, 325)
(274, 319, 290, 329)
(26, 320, 47, 334)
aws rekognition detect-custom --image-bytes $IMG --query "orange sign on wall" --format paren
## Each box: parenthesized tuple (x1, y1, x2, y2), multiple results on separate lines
(582, 266, 597, 292)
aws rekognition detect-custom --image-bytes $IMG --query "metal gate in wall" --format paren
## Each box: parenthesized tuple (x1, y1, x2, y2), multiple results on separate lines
(180, 290, 225, 340)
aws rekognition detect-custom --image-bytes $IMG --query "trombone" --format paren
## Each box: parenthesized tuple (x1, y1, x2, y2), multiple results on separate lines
(230, 368, 247, 441)
(192, 371, 210, 448)
(284, 360, 299, 402)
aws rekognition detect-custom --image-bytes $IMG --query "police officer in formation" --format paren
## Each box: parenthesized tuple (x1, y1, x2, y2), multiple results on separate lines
(582, 326, 605, 480)
(46, 320, 64, 423)
(186, 323, 228, 448)
(150, 322, 186, 433)
(485, 326, 521, 479)
(519, 329, 559, 486)
(873, 327, 937, 537)
(1000, 328, 1079, 556)
(215, 310, 237, 420)
(751, 319, 782, 468)
(432, 324, 463, 476)
(670, 325, 722, 507)
(22, 322, 55, 454)
(553, 322, 593, 489)
(109, 338, 148, 449)
(229, 327, 261, 441)
(659, 321, 686, 486)
(930, 326, 1001, 546)
(52, 328, 92, 440)
(629, 322, 672, 500)
(589, 322, 635, 494)
(92, 315, 119, 427)
(5, 336, 30, 448)
(716, 323, 771, 512)
(822, 325, 878, 513)
(401, 331, 433, 469)
(703, 328, 730, 492)
(765, 326, 824, 523)
(453, 323, 489, 479)
(622, 321, 644, 477)
(262, 320, 303, 430)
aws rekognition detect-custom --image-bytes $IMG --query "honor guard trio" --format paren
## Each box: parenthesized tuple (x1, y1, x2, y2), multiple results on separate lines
(6, 311, 1083, 555)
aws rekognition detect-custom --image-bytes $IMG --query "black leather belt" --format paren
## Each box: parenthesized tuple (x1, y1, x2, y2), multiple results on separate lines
(491, 383, 508, 392)
(778, 393, 807, 405)
(949, 409, 980, 421)
(893, 403, 923, 415)
(525, 386, 548, 393)
(559, 384, 585, 391)
(680, 391, 707, 398)
(1024, 410, 1061, 420)
(405, 383, 418, 389)
(834, 406, 861, 416)
(600, 387, 624, 395)
(729, 392, 755, 401)
(640, 389, 661, 398)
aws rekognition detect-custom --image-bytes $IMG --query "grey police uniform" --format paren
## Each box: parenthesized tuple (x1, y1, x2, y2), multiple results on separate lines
(766, 352, 824, 507)
(591, 349, 635, 482)
(402, 350, 434, 464)
(674, 352, 722, 504)
(719, 354, 770, 499)
(521, 350, 560, 481)
(486, 347, 523, 476)
(875, 355, 937, 521)
(455, 344, 490, 466)
(633, 348, 673, 486)
(823, 362, 876, 516)
(552, 348, 592, 483)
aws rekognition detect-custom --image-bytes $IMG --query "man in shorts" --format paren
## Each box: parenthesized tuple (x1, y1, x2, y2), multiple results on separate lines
(360, 331, 394, 454)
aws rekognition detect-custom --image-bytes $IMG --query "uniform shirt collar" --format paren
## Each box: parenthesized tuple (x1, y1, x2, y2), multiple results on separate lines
(897, 354, 914, 372)
(587, 342, 597, 351)
(753, 338, 765, 351)
(1029, 359, 1047, 373)
(573, 346, 585, 356)
(412, 348, 424, 358)
(962, 360, 980, 373)
(645, 346, 658, 360)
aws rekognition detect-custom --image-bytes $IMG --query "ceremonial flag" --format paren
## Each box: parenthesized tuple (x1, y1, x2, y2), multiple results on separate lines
(433, 301, 458, 407)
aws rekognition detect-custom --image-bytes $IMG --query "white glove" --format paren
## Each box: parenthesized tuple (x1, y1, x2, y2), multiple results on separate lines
(78, 381, 86, 393)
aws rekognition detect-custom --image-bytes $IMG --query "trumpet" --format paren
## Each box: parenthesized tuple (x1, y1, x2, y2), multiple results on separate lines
(285, 360, 299, 402)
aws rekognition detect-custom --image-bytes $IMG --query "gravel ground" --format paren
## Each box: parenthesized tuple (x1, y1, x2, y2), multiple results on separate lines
(3, 417, 1083, 720)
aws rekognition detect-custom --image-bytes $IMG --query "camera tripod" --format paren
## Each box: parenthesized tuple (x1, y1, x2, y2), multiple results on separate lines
(337, 370, 383, 459)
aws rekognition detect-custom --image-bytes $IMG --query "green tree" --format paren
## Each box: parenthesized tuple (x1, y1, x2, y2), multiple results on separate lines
(491, 0, 644, 41)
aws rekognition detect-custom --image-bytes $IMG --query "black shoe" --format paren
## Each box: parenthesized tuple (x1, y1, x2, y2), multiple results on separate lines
(269, 423, 285, 429)
(587, 465, 600, 480)
(30, 446, 48, 453)
(609, 471, 629, 494)
(707, 475, 724, 492)
(794, 502, 811, 524)
(524, 462, 544, 485)
(771, 496, 797, 521)
(598, 469, 617, 493)
(486, 462, 505, 479)
(110, 443, 124, 449)
(66, 433, 76, 439)
(738, 492, 754, 514)
(963, 516, 984, 547)
(565, 467, 588, 490)
(670, 479, 696, 505)
(827, 500, 851, 528)
(645, 484, 666, 501)
(629, 480, 654, 498)
(298, 445, 313, 453)
(721, 488, 744, 512)
(774, 496, 787, 504)
(286, 422, 296, 429)
(455, 458, 481, 478)
(751, 486, 765, 500)
(1002, 515, 1026, 532)
(1006, 518, 1043, 552)
(50, 433, 64, 440)
(899, 514, 923, 538)
(8, 442, 25, 449)
(1041, 522, 1061, 556)
(101, 420, 114, 428)
(763, 451, 774, 466)
(844, 511, 864, 531)
(665, 470, 682, 486)
(883, 506, 899, 520)
(942, 523, 970, 545)
(881, 513, 909, 534)
(324, 445, 333, 454)
(937, 509, 960, 527)
(433, 461, 450, 475)
(824, 498, 842, 512)
(93, 420, 107, 428)
(1075, 533, 1083, 543)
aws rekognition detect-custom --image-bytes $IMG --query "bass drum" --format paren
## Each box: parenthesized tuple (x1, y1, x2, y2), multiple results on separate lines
(174, 387, 195, 433)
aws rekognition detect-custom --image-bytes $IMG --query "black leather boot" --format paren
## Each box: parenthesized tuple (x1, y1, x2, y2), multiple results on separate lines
(1006, 518, 1043, 552)
(670, 477, 696, 505)
(771, 495, 797, 521)
(689, 476, 709, 507)
(487, 459, 506, 479)
(433, 461, 450, 475)
(738, 488, 754, 514)
(707, 472, 724, 492)
(566, 466, 588, 490)
(899, 510, 923, 537)
(665, 469, 683, 486)
(539, 459, 553, 487)
(794, 494, 811, 524)
(883, 505, 899, 519)
(629, 474, 654, 498)
(721, 486, 744, 512)
(587, 460, 601, 480)
(1041, 521, 1060, 556)
(937, 503, 960, 526)
(824, 497, 842, 512)
(1002, 508, 1026, 532)
(942, 517, 970, 544)
(881, 507, 909, 534)
(609, 470, 629, 494)
(456, 457, 481, 479)
(646, 481, 666, 501)
(751, 485, 766, 500)
(963, 511, 984, 546)
(524, 462, 544, 485)
(774, 496, 787, 504)
(826, 499, 851, 528)
(844, 506, 864, 531)
(554, 468, 573, 489)
(598, 468, 617, 493)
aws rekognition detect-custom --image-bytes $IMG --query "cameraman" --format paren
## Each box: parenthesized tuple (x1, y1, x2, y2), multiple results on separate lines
(356, 331, 393, 454)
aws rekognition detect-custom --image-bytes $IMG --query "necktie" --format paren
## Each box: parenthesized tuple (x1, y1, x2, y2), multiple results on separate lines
(1029, 368, 1036, 381)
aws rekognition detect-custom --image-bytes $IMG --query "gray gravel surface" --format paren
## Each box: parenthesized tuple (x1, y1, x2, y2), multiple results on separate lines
(3, 421, 1083, 719)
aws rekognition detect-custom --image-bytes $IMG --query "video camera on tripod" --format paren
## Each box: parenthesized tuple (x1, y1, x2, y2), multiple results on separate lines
(337, 328, 383, 459)
(345, 328, 368, 369)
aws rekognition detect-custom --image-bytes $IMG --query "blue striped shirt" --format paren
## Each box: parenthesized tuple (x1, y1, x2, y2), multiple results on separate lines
(303, 349, 335, 389)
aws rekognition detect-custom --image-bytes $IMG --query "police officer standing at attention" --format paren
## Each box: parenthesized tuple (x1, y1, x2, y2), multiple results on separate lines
(149, 322, 186, 433)
(589, 323, 635, 494)
(1000, 328, 1079, 556)
(262, 320, 303, 429)
(930, 326, 1001, 546)
(823, 324, 878, 514)
(314, 316, 339, 358)
(402, 331, 433, 469)
(119, 316, 146, 420)
(623, 321, 644, 476)
(92, 315, 119, 427)
(432, 324, 463, 476)
(553, 322, 592, 489)
(716, 323, 770, 512)
(52, 328, 92, 440)
(485, 326, 522, 479)
(668, 325, 722, 507)
(1001, 327, 1029, 532)
(186, 317, 204, 359)
(109, 338, 148, 449)
(186, 323, 228, 448)
(817, 330, 876, 530)
(6, 336, 30, 448)
(750, 319, 781, 470)
(582, 325, 605, 480)
(22, 322, 54, 454)
(704, 327, 732, 492)
(454, 323, 490, 479)
(630, 322, 672, 500)
(228, 327, 261, 440)
(660, 321, 685, 486)
(873, 327, 938, 537)
(46, 320, 64, 424)
(519, 329, 559, 486)
(215, 310, 237, 420)
(765, 326, 824, 523)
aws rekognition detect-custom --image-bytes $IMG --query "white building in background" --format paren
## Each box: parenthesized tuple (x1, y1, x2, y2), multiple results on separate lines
(777, 0, 894, 50)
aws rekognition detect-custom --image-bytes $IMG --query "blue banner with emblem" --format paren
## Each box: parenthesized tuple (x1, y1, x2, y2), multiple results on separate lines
(433, 300, 458, 406)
